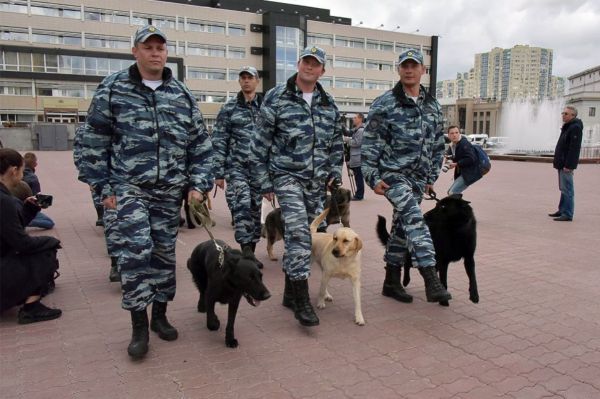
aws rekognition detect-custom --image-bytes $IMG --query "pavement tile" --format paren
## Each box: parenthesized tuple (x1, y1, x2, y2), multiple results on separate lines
(1, 152, 599, 398)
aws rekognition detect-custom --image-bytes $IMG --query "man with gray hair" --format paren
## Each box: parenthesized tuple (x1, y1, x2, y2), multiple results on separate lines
(549, 105, 583, 221)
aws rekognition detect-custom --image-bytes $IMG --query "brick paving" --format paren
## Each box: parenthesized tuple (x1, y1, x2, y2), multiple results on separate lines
(1, 151, 599, 399)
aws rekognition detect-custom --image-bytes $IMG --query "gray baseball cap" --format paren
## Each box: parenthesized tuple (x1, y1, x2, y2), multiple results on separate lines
(134, 25, 167, 45)
(238, 66, 259, 78)
(299, 46, 326, 65)
(398, 48, 424, 65)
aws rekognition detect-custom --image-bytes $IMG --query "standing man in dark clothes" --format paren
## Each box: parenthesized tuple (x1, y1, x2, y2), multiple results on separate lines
(549, 105, 583, 222)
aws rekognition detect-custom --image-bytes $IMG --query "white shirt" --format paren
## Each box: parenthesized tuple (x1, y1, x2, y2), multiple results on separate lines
(302, 92, 314, 107)
(142, 79, 163, 91)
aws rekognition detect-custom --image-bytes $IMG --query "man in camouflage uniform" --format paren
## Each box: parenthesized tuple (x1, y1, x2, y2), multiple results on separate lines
(212, 66, 264, 268)
(253, 46, 343, 327)
(74, 25, 213, 359)
(362, 49, 451, 304)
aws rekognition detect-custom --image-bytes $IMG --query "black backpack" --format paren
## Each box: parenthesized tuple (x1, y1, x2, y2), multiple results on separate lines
(473, 145, 491, 175)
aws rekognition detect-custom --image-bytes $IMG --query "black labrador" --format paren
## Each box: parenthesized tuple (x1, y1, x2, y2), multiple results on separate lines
(187, 240, 271, 347)
(376, 194, 479, 306)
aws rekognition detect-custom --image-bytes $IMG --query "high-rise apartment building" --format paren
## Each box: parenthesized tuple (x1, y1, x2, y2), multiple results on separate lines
(0, 0, 438, 127)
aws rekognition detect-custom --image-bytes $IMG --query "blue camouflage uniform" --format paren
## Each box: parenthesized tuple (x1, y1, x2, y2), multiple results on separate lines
(362, 82, 445, 269)
(253, 73, 344, 280)
(212, 91, 263, 246)
(74, 63, 213, 311)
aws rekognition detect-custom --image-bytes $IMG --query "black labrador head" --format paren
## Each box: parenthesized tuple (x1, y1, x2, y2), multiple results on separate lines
(425, 194, 475, 227)
(223, 248, 271, 306)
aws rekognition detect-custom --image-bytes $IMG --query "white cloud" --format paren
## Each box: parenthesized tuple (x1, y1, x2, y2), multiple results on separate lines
(275, 0, 600, 80)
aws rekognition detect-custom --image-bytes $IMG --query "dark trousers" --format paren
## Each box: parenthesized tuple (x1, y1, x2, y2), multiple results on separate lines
(351, 166, 364, 200)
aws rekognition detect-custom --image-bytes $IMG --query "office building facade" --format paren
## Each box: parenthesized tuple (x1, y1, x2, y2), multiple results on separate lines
(1, 0, 439, 128)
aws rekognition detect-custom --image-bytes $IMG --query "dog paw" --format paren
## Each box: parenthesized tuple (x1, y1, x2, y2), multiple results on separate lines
(355, 316, 365, 326)
(225, 338, 239, 348)
(207, 317, 220, 331)
(197, 302, 206, 313)
(470, 294, 479, 303)
(438, 300, 450, 307)
(324, 294, 333, 302)
(316, 301, 326, 309)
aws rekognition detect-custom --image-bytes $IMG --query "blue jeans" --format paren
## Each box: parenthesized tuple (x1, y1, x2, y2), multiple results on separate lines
(447, 175, 469, 195)
(28, 212, 55, 229)
(351, 166, 364, 199)
(558, 169, 574, 219)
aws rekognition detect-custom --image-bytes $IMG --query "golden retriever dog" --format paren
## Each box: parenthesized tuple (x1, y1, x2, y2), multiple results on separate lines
(310, 208, 364, 325)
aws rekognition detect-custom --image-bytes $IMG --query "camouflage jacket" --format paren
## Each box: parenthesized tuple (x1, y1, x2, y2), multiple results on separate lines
(212, 91, 262, 181)
(74, 64, 213, 198)
(252, 73, 343, 193)
(362, 83, 445, 189)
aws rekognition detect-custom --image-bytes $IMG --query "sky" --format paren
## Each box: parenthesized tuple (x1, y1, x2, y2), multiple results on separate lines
(275, 0, 600, 81)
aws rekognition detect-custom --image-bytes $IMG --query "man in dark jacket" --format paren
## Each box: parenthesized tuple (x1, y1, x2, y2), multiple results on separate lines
(550, 106, 583, 221)
(444, 126, 482, 194)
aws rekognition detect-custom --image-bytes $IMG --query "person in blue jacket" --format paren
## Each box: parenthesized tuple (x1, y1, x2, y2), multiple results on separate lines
(444, 126, 482, 195)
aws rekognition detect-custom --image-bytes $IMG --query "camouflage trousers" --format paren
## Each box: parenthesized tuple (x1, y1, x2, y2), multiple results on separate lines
(383, 177, 436, 269)
(92, 191, 120, 258)
(114, 183, 182, 311)
(225, 178, 262, 245)
(273, 175, 324, 280)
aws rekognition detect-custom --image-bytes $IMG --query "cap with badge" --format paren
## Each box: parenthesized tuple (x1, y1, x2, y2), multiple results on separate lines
(299, 46, 326, 65)
(238, 66, 259, 78)
(134, 25, 167, 45)
(397, 49, 424, 65)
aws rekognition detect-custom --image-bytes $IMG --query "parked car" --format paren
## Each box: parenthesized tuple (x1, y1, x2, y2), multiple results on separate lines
(486, 136, 509, 149)
(466, 134, 489, 147)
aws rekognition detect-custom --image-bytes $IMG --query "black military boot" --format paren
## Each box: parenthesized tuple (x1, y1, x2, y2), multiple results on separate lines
(95, 205, 104, 226)
(282, 273, 294, 310)
(108, 257, 120, 282)
(382, 265, 413, 303)
(150, 301, 178, 341)
(128, 309, 149, 359)
(419, 267, 452, 303)
(290, 279, 319, 327)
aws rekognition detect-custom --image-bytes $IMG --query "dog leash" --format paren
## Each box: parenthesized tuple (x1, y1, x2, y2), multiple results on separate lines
(189, 195, 226, 267)
(425, 190, 440, 203)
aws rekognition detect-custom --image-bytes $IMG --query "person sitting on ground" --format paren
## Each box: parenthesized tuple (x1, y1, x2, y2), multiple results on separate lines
(0, 148, 62, 324)
(21, 152, 55, 229)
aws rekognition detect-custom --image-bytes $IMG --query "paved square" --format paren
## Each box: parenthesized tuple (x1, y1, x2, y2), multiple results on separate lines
(1, 151, 599, 399)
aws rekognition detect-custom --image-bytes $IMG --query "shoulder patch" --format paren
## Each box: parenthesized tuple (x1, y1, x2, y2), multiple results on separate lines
(367, 116, 382, 130)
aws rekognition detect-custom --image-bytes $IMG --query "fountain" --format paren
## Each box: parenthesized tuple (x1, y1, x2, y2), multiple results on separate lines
(497, 99, 565, 156)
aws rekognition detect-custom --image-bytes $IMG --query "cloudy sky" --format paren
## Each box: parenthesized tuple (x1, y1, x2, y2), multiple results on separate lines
(276, 0, 600, 81)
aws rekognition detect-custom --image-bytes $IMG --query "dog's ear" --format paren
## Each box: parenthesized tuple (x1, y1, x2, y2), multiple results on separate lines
(354, 237, 363, 252)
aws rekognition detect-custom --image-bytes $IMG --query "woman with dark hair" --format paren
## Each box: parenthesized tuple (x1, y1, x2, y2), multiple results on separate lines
(0, 148, 62, 323)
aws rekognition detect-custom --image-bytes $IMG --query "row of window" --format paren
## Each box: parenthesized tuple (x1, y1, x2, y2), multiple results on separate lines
(307, 34, 432, 55)
(1, 27, 248, 58)
(0, 1, 246, 35)
(1, 50, 179, 77)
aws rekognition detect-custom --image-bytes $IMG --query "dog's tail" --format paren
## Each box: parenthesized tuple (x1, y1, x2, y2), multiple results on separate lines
(376, 215, 390, 246)
(310, 208, 330, 233)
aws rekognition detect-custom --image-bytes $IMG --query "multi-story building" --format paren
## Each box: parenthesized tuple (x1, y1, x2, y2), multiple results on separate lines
(473, 45, 554, 101)
(566, 65, 600, 144)
(436, 70, 475, 100)
(0, 0, 439, 128)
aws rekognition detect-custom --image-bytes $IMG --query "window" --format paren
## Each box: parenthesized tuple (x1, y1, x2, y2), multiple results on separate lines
(186, 19, 225, 34)
(1, 27, 29, 42)
(590, 107, 596, 117)
(187, 44, 226, 58)
(319, 77, 332, 88)
(335, 36, 364, 49)
(0, 0, 28, 14)
(131, 13, 175, 30)
(192, 91, 227, 103)
(30, 2, 81, 19)
(366, 40, 393, 52)
(36, 82, 85, 97)
(365, 80, 392, 90)
(84, 8, 129, 24)
(0, 81, 32, 96)
(366, 60, 393, 71)
(334, 57, 363, 70)
(228, 47, 246, 59)
(307, 34, 333, 46)
(335, 78, 363, 89)
(188, 68, 226, 80)
(229, 24, 246, 36)
(395, 43, 415, 53)
(85, 34, 130, 50)
(31, 30, 80, 46)
(337, 97, 363, 107)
